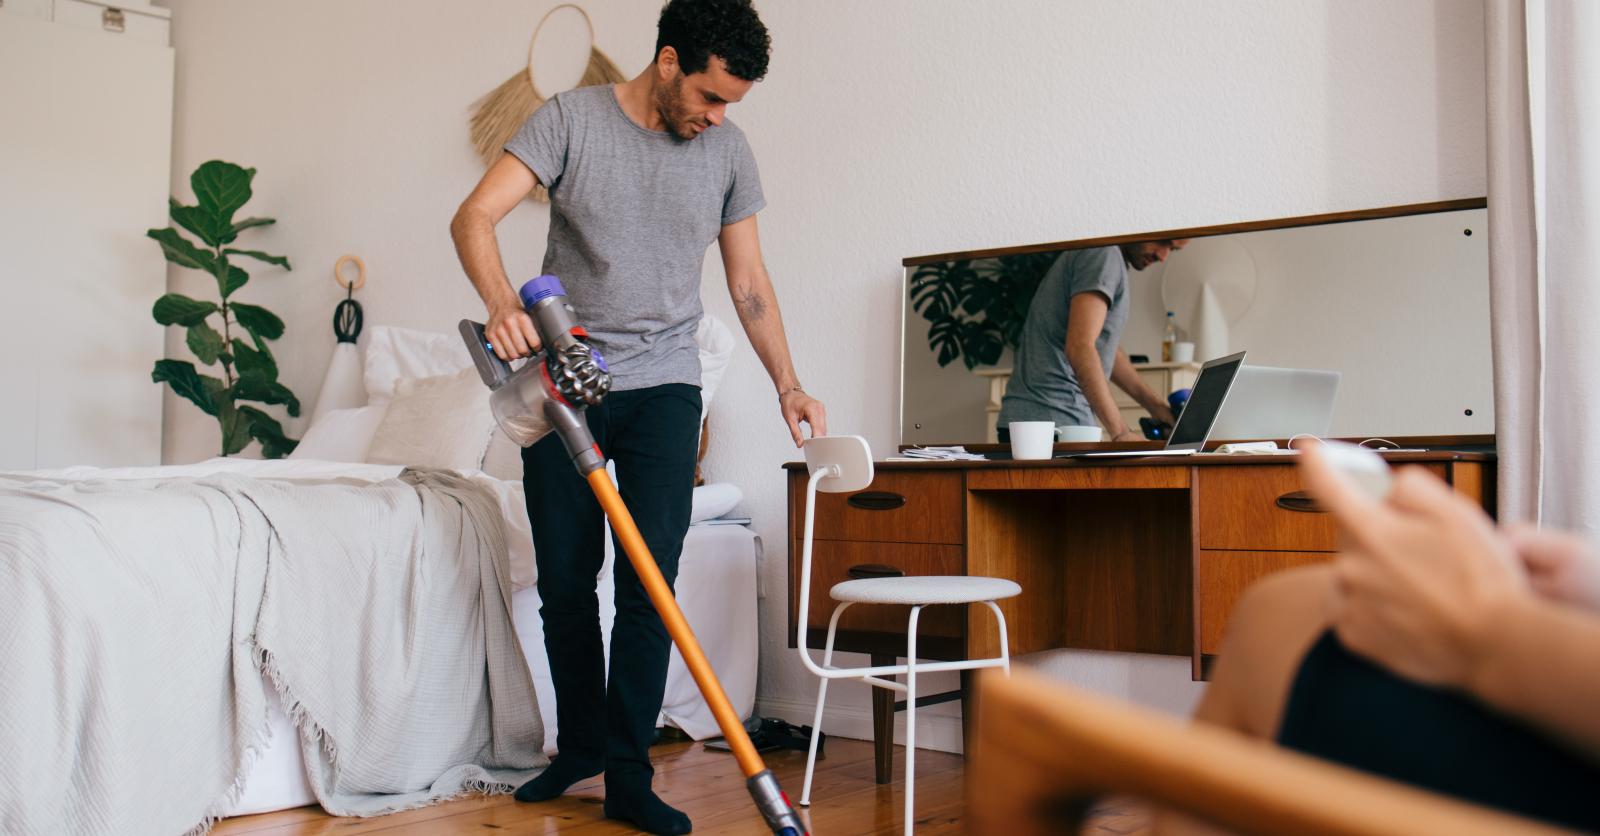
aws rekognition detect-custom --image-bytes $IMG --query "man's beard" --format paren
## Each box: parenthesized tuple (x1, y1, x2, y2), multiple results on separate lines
(654, 74, 701, 140)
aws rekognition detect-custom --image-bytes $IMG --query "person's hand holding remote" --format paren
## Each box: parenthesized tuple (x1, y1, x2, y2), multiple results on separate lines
(1298, 442, 1531, 688)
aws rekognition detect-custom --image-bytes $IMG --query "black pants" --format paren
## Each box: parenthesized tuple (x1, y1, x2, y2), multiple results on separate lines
(521, 383, 701, 780)
(1278, 630, 1600, 832)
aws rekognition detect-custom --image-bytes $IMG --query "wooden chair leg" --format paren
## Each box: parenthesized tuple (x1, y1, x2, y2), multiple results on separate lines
(871, 653, 895, 785)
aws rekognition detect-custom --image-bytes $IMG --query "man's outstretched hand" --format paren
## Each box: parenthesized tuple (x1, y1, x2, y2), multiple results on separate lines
(780, 389, 827, 448)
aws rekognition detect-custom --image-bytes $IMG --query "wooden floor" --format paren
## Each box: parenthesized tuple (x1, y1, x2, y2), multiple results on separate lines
(212, 736, 1149, 835)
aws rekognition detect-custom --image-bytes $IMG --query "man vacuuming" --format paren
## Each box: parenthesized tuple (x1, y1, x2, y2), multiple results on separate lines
(450, 1, 825, 832)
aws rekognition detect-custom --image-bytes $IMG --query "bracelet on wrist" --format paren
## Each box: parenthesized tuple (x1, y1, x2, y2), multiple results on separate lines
(778, 385, 805, 398)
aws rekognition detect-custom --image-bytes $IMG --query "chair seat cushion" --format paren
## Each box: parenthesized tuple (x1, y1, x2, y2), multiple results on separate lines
(829, 575, 1021, 605)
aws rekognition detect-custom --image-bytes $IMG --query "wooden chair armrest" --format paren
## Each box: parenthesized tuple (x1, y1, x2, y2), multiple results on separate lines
(969, 668, 1575, 836)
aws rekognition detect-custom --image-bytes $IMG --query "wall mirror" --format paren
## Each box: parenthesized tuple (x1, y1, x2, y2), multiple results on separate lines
(899, 199, 1491, 446)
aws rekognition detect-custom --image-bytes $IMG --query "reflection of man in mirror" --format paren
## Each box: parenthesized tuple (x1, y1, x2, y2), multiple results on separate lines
(997, 239, 1188, 442)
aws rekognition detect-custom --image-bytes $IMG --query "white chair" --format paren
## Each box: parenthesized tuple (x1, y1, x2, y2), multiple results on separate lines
(795, 435, 1021, 835)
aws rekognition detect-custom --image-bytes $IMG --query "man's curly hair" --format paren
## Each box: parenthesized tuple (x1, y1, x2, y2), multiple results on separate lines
(655, 0, 771, 82)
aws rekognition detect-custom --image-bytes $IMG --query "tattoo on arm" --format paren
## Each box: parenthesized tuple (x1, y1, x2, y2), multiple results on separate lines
(734, 286, 769, 322)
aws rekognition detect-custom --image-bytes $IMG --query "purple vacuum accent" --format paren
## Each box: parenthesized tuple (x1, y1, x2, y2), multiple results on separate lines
(519, 274, 567, 309)
(591, 348, 608, 373)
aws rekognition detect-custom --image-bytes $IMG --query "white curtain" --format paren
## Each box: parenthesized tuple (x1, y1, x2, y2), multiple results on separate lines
(1486, 0, 1600, 531)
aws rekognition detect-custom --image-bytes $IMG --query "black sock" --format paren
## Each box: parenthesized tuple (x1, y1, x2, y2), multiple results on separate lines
(514, 754, 603, 802)
(604, 778, 692, 835)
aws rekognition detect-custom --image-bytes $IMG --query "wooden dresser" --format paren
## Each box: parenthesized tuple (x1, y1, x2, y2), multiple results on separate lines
(785, 440, 1496, 680)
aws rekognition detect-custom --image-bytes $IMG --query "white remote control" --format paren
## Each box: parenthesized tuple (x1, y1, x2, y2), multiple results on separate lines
(1317, 441, 1393, 501)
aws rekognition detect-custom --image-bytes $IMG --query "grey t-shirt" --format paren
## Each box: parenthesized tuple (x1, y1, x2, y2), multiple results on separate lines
(504, 84, 765, 391)
(997, 246, 1129, 427)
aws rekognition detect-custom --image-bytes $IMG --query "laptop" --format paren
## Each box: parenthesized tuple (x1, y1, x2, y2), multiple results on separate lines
(1210, 364, 1341, 440)
(1058, 351, 1247, 458)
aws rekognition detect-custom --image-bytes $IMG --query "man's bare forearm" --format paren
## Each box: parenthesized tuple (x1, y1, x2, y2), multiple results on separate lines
(450, 206, 520, 314)
(730, 269, 800, 393)
(1068, 344, 1126, 435)
(1111, 349, 1165, 413)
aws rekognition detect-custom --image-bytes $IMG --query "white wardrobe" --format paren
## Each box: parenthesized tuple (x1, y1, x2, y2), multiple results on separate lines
(0, 3, 173, 469)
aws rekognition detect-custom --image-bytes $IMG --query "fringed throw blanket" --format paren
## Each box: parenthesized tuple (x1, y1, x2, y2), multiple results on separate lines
(0, 468, 546, 835)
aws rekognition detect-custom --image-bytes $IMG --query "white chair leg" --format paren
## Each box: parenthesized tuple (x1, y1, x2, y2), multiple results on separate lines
(801, 677, 828, 806)
(803, 602, 851, 807)
(903, 605, 922, 836)
(984, 600, 1013, 675)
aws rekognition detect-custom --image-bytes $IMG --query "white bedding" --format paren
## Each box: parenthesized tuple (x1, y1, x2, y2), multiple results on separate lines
(232, 521, 761, 817)
(0, 463, 546, 833)
(24, 458, 762, 820)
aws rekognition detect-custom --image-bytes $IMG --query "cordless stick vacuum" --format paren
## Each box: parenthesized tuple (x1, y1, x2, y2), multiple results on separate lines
(461, 275, 807, 836)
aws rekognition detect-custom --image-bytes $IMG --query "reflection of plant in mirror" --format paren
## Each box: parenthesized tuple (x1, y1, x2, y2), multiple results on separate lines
(147, 160, 299, 458)
(909, 252, 1058, 369)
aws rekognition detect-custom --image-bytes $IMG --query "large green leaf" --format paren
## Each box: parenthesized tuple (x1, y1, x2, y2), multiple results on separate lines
(231, 217, 276, 235)
(191, 161, 254, 243)
(234, 375, 301, 418)
(170, 198, 230, 248)
(202, 374, 231, 410)
(959, 319, 1006, 369)
(152, 359, 219, 416)
(147, 227, 216, 272)
(231, 337, 278, 382)
(910, 264, 958, 322)
(224, 248, 291, 270)
(232, 303, 285, 341)
(217, 404, 253, 456)
(185, 323, 225, 365)
(214, 262, 249, 298)
(239, 406, 298, 459)
(927, 318, 961, 367)
(152, 293, 219, 327)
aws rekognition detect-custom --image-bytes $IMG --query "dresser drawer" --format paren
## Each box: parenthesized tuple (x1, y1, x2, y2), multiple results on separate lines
(799, 470, 964, 545)
(791, 539, 967, 641)
(1198, 464, 1447, 551)
(1196, 550, 1335, 654)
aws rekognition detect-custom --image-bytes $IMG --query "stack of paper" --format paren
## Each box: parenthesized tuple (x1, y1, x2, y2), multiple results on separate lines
(898, 445, 986, 461)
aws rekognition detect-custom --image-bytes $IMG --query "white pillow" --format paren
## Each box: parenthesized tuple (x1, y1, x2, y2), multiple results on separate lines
(363, 325, 474, 406)
(696, 316, 736, 418)
(365, 368, 496, 470)
(690, 482, 742, 523)
(288, 405, 386, 462)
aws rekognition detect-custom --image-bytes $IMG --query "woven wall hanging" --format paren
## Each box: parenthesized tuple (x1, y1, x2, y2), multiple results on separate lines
(468, 4, 625, 202)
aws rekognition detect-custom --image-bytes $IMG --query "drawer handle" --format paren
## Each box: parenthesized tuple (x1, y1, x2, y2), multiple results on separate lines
(1276, 491, 1324, 513)
(847, 563, 906, 580)
(847, 491, 906, 511)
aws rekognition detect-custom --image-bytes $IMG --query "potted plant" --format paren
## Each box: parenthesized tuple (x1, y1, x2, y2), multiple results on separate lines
(908, 251, 1058, 369)
(148, 160, 299, 458)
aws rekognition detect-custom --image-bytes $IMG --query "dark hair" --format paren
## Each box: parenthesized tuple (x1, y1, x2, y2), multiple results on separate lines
(655, 0, 770, 82)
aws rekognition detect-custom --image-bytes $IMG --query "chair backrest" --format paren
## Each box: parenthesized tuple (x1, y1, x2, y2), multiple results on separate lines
(794, 436, 874, 677)
(803, 435, 874, 494)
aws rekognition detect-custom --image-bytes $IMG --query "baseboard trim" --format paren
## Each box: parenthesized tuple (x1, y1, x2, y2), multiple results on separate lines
(756, 696, 965, 755)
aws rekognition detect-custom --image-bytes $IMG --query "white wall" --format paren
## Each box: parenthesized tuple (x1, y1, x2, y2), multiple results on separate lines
(158, 0, 1487, 751)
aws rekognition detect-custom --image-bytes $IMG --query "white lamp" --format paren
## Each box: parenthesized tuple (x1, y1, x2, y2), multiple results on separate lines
(310, 255, 369, 422)
(1191, 282, 1230, 363)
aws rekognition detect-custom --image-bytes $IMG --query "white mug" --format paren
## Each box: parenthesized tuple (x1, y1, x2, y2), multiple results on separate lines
(1172, 341, 1196, 363)
(1008, 421, 1057, 460)
(1056, 425, 1102, 443)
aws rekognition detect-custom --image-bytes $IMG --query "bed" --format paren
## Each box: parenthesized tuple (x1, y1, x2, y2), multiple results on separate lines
(0, 320, 761, 831)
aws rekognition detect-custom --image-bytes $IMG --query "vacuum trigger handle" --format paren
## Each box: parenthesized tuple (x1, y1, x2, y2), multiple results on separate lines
(459, 319, 511, 390)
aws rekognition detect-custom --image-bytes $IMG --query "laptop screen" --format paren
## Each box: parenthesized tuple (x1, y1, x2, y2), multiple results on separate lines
(1167, 352, 1247, 450)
